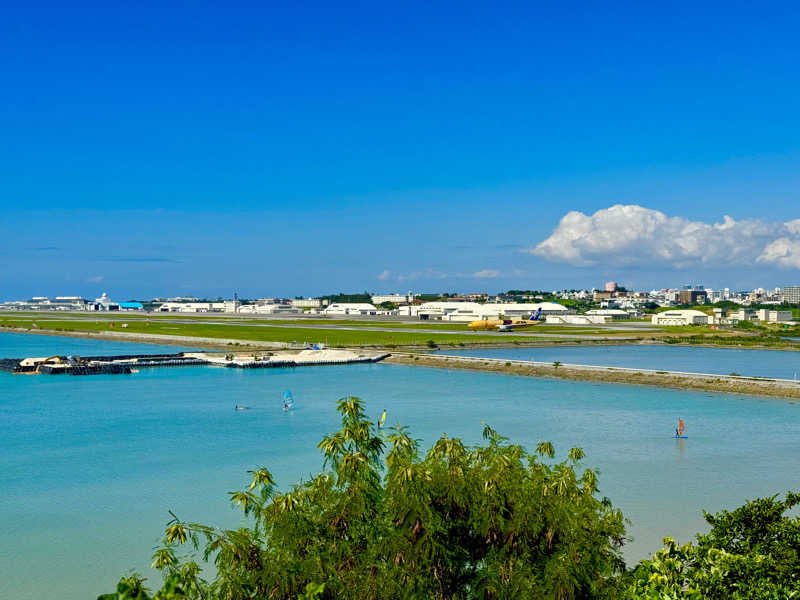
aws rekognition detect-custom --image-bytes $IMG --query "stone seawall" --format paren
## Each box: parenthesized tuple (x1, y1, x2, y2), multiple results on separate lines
(386, 353, 800, 399)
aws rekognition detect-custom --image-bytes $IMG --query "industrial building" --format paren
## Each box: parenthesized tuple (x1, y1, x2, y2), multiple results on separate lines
(118, 302, 144, 311)
(0, 296, 90, 311)
(237, 303, 301, 315)
(651, 309, 709, 326)
(371, 292, 418, 305)
(156, 301, 239, 313)
(291, 298, 323, 309)
(585, 309, 633, 320)
(415, 302, 571, 322)
(756, 309, 793, 323)
(322, 303, 379, 316)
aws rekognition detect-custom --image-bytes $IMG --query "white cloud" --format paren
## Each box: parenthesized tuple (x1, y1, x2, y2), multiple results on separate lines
(757, 238, 800, 268)
(528, 204, 800, 269)
(87, 275, 104, 283)
(377, 269, 391, 281)
(472, 269, 500, 278)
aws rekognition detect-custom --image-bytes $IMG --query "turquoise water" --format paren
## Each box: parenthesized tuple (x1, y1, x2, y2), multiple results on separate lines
(0, 331, 201, 358)
(2, 333, 800, 599)
(439, 344, 800, 378)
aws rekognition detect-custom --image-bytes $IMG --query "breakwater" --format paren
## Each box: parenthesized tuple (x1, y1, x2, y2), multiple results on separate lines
(0, 349, 390, 376)
(386, 352, 800, 399)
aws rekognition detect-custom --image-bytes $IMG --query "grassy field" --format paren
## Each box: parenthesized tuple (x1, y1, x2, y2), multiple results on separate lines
(0, 312, 661, 335)
(0, 316, 559, 347)
(5, 313, 783, 348)
(0, 313, 473, 329)
(3, 314, 794, 350)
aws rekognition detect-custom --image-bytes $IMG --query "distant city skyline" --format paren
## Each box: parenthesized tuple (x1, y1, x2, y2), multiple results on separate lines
(0, 277, 792, 305)
(2, 2, 800, 299)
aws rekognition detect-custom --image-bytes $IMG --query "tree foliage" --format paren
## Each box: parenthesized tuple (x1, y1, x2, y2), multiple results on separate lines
(101, 397, 626, 599)
(624, 492, 800, 599)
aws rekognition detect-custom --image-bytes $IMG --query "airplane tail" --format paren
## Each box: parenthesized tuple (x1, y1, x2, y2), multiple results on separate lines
(529, 307, 543, 321)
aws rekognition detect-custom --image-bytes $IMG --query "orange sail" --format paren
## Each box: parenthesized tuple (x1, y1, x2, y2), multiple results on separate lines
(678, 419, 685, 435)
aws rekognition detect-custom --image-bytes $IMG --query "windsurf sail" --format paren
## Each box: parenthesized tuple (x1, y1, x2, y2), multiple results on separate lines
(677, 418, 685, 436)
(378, 409, 387, 429)
(283, 390, 295, 409)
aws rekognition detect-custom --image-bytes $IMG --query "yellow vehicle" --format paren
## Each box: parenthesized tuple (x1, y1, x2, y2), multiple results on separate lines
(468, 308, 543, 332)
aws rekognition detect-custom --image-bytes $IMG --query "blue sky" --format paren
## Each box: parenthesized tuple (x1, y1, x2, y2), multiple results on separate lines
(2, 1, 800, 300)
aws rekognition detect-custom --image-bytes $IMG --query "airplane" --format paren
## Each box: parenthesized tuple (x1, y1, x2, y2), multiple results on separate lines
(468, 307, 543, 331)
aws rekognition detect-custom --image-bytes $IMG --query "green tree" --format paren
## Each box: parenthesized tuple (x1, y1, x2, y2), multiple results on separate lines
(101, 397, 626, 600)
(624, 492, 800, 599)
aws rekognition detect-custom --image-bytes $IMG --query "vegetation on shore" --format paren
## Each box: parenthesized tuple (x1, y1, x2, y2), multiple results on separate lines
(661, 331, 800, 349)
(0, 312, 620, 334)
(99, 398, 800, 599)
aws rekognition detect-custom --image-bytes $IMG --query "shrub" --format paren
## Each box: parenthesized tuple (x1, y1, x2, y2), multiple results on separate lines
(101, 398, 626, 600)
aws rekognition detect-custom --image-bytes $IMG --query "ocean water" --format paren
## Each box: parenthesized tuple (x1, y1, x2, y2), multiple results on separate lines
(2, 332, 800, 599)
(439, 344, 800, 379)
(0, 330, 201, 358)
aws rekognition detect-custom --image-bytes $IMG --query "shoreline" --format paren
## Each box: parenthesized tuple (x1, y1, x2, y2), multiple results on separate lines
(3, 327, 800, 398)
(386, 353, 800, 400)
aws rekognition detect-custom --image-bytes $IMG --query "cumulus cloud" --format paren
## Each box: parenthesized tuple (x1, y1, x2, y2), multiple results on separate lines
(377, 269, 391, 281)
(758, 238, 800, 268)
(528, 204, 800, 269)
(473, 269, 500, 278)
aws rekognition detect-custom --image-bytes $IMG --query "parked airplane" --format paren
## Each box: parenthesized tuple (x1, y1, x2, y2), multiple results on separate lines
(468, 308, 543, 331)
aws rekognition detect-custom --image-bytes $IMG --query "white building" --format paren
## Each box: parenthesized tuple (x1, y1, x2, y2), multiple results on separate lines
(87, 293, 120, 311)
(0, 296, 89, 311)
(416, 301, 570, 322)
(756, 309, 793, 323)
(547, 314, 613, 324)
(781, 286, 800, 304)
(585, 309, 632, 320)
(322, 303, 379, 316)
(158, 302, 215, 313)
(156, 300, 240, 313)
(371, 292, 417, 305)
(291, 298, 322, 309)
(238, 303, 301, 315)
(651, 309, 709, 326)
(729, 308, 757, 322)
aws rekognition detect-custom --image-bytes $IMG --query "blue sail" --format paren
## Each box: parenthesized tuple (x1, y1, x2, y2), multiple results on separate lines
(283, 390, 295, 409)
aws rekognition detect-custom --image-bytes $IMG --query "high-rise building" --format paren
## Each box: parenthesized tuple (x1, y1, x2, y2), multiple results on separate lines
(781, 286, 800, 303)
(678, 290, 707, 305)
